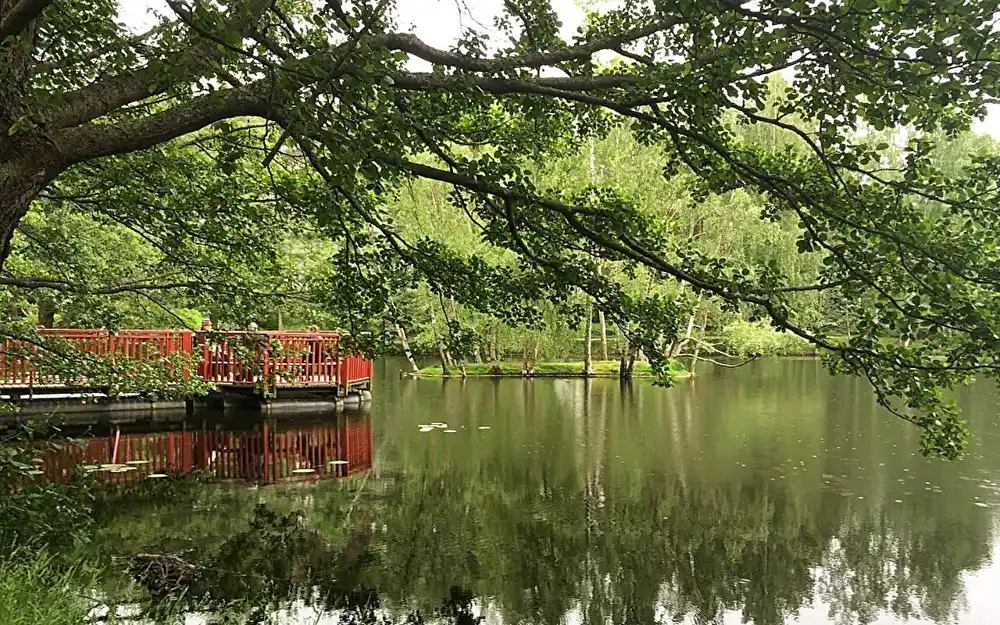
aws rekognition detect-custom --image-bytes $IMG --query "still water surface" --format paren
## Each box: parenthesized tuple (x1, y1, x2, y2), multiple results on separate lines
(93, 359, 1000, 624)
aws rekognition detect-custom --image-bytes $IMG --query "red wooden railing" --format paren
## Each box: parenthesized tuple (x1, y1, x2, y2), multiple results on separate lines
(0, 329, 194, 388)
(0, 329, 372, 391)
(27, 416, 374, 485)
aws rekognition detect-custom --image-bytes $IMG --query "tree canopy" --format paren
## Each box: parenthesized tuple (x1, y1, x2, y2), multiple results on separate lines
(3, 0, 1000, 456)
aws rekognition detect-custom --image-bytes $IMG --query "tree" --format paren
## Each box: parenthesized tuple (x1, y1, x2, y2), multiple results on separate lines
(3, 0, 1000, 456)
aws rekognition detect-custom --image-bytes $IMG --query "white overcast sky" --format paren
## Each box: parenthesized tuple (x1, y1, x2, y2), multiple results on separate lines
(117, 0, 1000, 137)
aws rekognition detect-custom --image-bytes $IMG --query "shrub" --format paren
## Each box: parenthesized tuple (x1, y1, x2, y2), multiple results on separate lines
(0, 437, 95, 558)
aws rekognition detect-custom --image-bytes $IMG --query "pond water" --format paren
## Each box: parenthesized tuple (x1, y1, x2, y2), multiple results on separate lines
(86, 358, 1000, 625)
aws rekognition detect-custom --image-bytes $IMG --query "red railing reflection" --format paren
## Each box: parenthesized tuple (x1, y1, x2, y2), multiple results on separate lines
(28, 416, 373, 485)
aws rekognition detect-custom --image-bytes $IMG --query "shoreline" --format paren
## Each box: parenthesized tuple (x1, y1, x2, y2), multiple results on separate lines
(405, 360, 691, 380)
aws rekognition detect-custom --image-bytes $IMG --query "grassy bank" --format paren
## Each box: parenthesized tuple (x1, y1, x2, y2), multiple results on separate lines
(413, 360, 689, 379)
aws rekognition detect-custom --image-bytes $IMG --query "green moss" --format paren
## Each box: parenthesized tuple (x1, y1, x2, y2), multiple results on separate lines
(413, 360, 689, 379)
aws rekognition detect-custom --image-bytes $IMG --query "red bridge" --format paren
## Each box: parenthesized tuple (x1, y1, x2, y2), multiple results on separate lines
(0, 329, 373, 397)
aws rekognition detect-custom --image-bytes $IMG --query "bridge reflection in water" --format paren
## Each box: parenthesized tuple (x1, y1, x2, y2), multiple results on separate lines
(27, 411, 373, 485)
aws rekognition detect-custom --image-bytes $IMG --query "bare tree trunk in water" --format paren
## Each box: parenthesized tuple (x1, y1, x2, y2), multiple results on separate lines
(530, 335, 540, 375)
(584, 302, 594, 376)
(521, 344, 529, 376)
(394, 323, 419, 374)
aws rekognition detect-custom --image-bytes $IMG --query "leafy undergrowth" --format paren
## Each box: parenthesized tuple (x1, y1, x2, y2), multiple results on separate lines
(415, 360, 689, 378)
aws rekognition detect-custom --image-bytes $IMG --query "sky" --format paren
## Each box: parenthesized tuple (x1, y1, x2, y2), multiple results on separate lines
(116, 0, 1000, 136)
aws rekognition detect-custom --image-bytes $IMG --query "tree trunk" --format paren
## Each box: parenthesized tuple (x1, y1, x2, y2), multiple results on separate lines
(584, 301, 594, 376)
(688, 311, 708, 375)
(689, 340, 702, 376)
(428, 302, 449, 374)
(598, 310, 608, 361)
(36, 298, 55, 328)
(394, 323, 419, 374)
(0, 159, 52, 270)
(276, 309, 283, 331)
(619, 341, 636, 380)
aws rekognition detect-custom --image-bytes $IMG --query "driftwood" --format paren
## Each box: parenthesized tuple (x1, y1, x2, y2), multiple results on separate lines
(128, 552, 198, 597)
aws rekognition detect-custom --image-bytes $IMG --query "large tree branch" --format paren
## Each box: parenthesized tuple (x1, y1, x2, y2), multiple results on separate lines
(52, 83, 278, 163)
(35, 0, 273, 129)
(0, 0, 52, 39)
(0, 275, 205, 294)
(49, 66, 637, 167)
(393, 71, 638, 93)
(36, 10, 664, 131)
(378, 16, 680, 72)
(0, 275, 309, 299)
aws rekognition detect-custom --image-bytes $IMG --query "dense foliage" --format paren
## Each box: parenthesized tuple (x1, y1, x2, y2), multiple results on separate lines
(2, 1, 1000, 455)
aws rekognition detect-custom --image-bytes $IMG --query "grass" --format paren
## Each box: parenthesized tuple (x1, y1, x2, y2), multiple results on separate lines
(414, 360, 689, 378)
(0, 554, 95, 625)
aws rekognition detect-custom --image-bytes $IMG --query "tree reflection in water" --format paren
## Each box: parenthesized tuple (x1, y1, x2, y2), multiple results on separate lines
(95, 362, 1000, 625)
